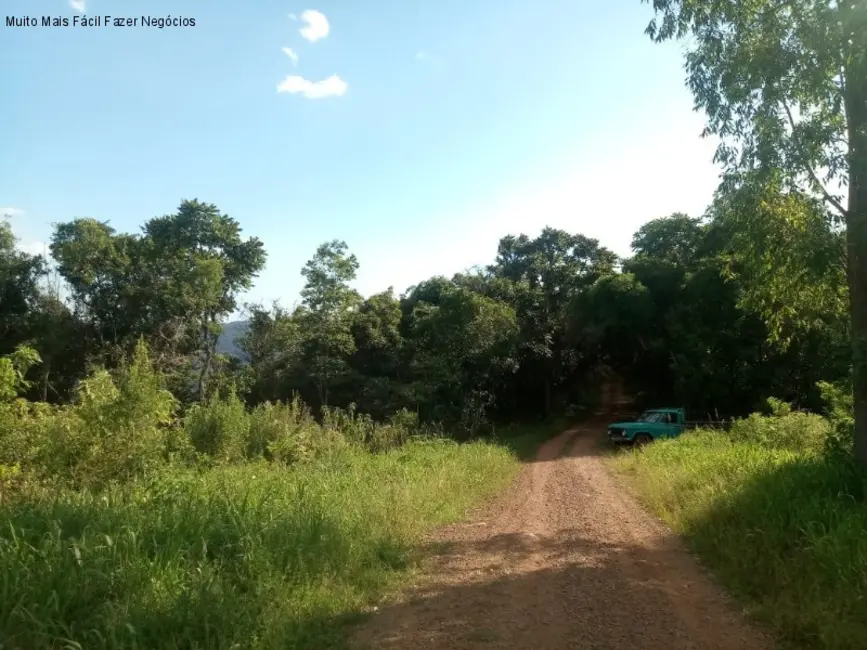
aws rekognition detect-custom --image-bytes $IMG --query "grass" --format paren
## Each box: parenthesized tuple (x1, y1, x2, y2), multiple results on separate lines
(0, 438, 520, 650)
(610, 427, 867, 650)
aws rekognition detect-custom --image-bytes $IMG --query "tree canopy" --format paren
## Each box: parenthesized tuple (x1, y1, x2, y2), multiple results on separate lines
(643, 0, 867, 463)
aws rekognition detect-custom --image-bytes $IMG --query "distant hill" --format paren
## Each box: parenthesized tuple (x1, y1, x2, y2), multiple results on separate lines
(216, 320, 250, 361)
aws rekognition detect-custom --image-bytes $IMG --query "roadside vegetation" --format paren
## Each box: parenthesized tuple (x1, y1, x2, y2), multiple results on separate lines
(0, 345, 521, 649)
(609, 3, 867, 648)
(612, 391, 867, 650)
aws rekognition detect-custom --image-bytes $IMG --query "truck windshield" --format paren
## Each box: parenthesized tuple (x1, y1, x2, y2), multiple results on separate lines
(637, 411, 665, 423)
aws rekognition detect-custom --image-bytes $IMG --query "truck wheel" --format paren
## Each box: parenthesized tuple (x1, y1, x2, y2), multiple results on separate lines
(633, 433, 653, 446)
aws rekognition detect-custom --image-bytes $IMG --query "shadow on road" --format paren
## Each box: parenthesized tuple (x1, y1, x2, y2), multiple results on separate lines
(350, 529, 749, 650)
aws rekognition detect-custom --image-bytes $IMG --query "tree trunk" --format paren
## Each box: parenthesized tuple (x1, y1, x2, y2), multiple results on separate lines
(40, 365, 50, 402)
(846, 62, 867, 466)
(197, 317, 215, 401)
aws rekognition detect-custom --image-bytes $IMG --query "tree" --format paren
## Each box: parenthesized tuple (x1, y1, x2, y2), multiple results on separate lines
(710, 174, 847, 344)
(238, 303, 306, 404)
(298, 240, 361, 407)
(643, 0, 867, 462)
(51, 201, 266, 399)
(402, 277, 518, 428)
(489, 228, 617, 415)
(0, 221, 45, 356)
(349, 288, 405, 416)
(50, 218, 138, 356)
(143, 200, 266, 399)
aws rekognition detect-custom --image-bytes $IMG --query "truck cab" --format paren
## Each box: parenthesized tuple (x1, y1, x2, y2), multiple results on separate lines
(607, 408, 685, 445)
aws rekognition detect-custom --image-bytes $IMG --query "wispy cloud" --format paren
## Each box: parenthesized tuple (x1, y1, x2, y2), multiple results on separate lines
(277, 74, 347, 99)
(298, 10, 329, 42)
(69, 0, 86, 13)
(288, 13, 297, 21)
(415, 50, 427, 60)
(0, 207, 24, 218)
(281, 47, 299, 66)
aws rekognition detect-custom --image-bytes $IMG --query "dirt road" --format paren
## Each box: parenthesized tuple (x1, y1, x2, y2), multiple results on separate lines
(351, 420, 773, 650)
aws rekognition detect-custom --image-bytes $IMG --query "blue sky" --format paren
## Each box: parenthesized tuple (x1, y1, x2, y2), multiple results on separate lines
(1, 0, 721, 312)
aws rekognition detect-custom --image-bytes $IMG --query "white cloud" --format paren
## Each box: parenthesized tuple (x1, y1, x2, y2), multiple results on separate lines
(298, 10, 329, 42)
(69, 0, 86, 13)
(0, 207, 24, 218)
(281, 47, 299, 66)
(277, 74, 347, 99)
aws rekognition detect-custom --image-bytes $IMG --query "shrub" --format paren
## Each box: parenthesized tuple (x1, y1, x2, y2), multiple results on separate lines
(818, 380, 855, 459)
(183, 389, 250, 462)
(0, 341, 177, 488)
(251, 396, 340, 464)
(729, 398, 829, 454)
(0, 345, 41, 402)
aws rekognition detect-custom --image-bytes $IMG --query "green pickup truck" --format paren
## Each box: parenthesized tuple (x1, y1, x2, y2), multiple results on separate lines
(607, 407, 687, 445)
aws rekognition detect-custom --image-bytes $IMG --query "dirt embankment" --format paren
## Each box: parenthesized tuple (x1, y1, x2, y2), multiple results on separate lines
(351, 417, 773, 650)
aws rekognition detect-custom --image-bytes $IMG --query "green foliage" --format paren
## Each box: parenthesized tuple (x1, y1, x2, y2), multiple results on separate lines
(184, 389, 251, 462)
(0, 222, 46, 358)
(643, 0, 858, 191)
(818, 379, 856, 459)
(642, 0, 867, 463)
(49, 201, 266, 398)
(0, 345, 41, 401)
(0, 438, 518, 650)
(612, 416, 867, 649)
(253, 396, 341, 464)
(0, 333, 529, 647)
(0, 341, 178, 488)
(296, 240, 362, 407)
(711, 174, 847, 344)
(729, 399, 830, 453)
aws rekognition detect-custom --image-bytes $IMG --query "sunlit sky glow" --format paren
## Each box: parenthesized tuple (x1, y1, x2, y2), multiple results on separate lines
(1, 0, 722, 311)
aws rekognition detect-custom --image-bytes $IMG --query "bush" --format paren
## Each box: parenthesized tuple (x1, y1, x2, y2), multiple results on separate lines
(0, 341, 177, 488)
(729, 398, 830, 454)
(0, 340, 529, 648)
(818, 380, 855, 459)
(252, 396, 342, 464)
(321, 403, 411, 453)
(184, 389, 250, 462)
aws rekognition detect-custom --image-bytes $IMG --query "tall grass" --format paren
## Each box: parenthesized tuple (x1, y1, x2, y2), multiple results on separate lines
(610, 406, 867, 650)
(0, 440, 517, 649)
(0, 343, 525, 649)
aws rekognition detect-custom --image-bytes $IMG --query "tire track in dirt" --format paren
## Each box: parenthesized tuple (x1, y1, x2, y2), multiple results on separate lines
(350, 418, 773, 650)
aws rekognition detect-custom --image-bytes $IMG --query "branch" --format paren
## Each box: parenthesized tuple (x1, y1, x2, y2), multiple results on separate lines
(782, 101, 848, 217)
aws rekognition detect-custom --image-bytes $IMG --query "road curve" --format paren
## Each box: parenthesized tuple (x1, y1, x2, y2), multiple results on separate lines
(351, 420, 773, 650)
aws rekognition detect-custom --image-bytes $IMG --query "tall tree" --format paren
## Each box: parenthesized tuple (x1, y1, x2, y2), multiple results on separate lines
(0, 221, 45, 356)
(349, 288, 405, 416)
(710, 174, 848, 344)
(298, 240, 361, 407)
(144, 200, 266, 398)
(643, 0, 867, 462)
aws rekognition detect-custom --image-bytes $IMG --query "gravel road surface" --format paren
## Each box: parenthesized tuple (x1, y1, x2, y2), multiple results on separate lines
(351, 419, 773, 650)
